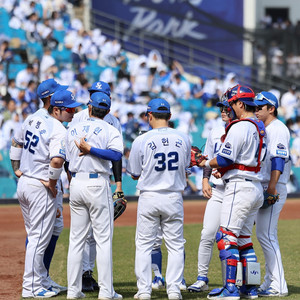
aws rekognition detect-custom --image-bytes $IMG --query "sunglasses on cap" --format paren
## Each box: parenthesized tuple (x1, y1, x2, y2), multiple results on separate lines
(60, 107, 76, 113)
(255, 93, 276, 106)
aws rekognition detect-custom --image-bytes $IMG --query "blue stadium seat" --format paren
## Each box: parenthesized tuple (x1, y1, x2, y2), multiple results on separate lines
(11, 28, 26, 41)
(53, 29, 65, 43)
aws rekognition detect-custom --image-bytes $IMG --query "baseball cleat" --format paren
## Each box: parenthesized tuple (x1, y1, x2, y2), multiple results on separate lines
(152, 276, 165, 290)
(188, 276, 209, 292)
(179, 278, 187, 291)
(67, 291, 86, 299)
(34, 288, 58, 298)
(207, 285, 240, 299)
(257, 287, 288, 297)
(47, 275, 67, 292)
(239, 285, 258, 299)
(113, 292, 123, 299)
(168, 292, 182, 299)
(82, 271, 94, 292)
(133, 292, 151, 299)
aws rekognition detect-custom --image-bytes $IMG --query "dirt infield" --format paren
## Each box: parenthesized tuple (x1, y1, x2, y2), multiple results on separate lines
(1, 199, 299, 299)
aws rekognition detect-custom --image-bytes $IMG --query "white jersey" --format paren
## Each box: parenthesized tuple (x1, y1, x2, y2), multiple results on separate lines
(218, 119, 266, 181)
(127, 127, 191, 192)
(66, 118, 123, 176)
(71, 108, 122, 133)
(14, 108, 66, 181)
(203, 125, 225, 186)
(260, 118, 291, 184)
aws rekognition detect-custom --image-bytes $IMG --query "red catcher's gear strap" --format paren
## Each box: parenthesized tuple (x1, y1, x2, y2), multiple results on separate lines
(219, 119, 264, 176)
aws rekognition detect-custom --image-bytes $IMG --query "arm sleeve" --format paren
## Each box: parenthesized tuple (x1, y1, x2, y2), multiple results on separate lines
(90, 147, 122, 161)
(203, 166, 212, 179)
(112, 159, 122, 182)
(216, 155, 233, 167)
(271, 157, 285, 173)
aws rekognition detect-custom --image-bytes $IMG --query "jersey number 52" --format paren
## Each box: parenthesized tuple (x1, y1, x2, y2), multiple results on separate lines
(24, 130, 40, 154)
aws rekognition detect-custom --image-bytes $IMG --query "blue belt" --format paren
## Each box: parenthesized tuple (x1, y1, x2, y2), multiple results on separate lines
(224, 178, 252, 183)
(71, 172, 99, 178)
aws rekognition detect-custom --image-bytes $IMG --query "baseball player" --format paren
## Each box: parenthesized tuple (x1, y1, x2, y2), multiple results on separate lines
(254, 92, 290, 297)
(197, 85, 266, 300)
(10, 89, 80, 298)
(37, 79, 68, 293)
(68, 81, 124, 292)
(188, 99, 231, 293)
(127, 98, 191, 300)
(66, 92, 123, 300)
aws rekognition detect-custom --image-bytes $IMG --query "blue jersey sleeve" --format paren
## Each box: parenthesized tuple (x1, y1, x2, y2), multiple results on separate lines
(216, 154, 233, 167)
(90, 147, 122, 161)
(271, 157, 285, 173)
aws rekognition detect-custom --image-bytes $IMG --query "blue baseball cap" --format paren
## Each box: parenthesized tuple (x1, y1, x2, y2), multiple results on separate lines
(89, 92, 111, 110)
(37, 79, 68, 99)
(50, 90, 81, 108)
(254, 91, 278, 109)
(88, 81, 111, 96)
(146, 98, 171, 116)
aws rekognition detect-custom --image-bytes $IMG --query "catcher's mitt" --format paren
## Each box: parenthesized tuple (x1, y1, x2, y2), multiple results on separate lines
(260, 191, 279, 209)
(189, 146, 206, 167)
(113, 191, 127, 220)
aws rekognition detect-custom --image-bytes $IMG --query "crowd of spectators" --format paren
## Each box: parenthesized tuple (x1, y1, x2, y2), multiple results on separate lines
(1, 1, 300, 195)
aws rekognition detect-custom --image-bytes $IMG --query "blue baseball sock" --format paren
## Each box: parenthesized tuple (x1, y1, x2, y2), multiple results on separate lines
(152, 247, 162, 277)
(44, 235, 59, 276)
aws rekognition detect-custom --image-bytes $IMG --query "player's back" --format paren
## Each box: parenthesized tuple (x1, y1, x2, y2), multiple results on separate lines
(18, 109, 66, 180)
(130, 127, 191, 192)
(66, 117, 123, 176)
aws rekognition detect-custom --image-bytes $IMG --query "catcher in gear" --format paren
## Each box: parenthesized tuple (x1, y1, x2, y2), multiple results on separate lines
(113, 191, 127, 220)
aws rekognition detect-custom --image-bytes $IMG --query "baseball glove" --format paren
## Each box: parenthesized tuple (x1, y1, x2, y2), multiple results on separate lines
(260, 191, 279, 209)
(189, 146, 206, 167)
(113, 191, 127, 221)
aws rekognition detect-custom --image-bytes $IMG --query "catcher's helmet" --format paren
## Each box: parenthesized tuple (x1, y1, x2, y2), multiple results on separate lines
(254, 91, 278, 108)
(224, 84, 256, 107)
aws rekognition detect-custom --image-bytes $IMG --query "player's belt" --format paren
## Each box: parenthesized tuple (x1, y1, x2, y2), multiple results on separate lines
(70, 172, 99, 178)
(224, 178, 252, 183)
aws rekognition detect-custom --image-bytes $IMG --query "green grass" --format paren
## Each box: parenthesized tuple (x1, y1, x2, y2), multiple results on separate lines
(47, 220, 300, 299)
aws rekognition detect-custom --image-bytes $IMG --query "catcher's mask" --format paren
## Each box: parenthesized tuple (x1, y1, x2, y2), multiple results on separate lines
(225, 84, 256, 107)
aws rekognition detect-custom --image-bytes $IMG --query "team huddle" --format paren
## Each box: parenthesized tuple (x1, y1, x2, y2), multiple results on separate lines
(9, 79, 290, 300)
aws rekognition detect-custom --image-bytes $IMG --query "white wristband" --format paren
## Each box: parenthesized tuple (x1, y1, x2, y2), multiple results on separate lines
(9, 146, 22, 160)
(205, 159, 211, 168)
(48, 166, 63, 180)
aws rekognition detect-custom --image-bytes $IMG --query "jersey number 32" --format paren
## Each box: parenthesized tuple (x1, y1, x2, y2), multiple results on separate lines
(154, 151, 178, 171)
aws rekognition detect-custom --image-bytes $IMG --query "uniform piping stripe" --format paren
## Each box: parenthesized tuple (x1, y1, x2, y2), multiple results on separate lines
(227, 182, 237, 228)
(31, 189, 50, 295)
(267, 205, 284, 294)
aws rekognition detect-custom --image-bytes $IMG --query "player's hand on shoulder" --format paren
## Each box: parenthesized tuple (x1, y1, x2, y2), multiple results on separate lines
(75, 137, 91, 156)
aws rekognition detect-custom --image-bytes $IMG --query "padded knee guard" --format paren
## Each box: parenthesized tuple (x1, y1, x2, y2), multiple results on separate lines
(216, 227, 239, 290)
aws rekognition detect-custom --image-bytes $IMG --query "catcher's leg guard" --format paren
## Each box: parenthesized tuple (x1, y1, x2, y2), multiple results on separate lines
(239, 236, 260, 298)
(151, 247, 162, 277)
(216, 227, 239, 291)
(207, 228, 240, 299)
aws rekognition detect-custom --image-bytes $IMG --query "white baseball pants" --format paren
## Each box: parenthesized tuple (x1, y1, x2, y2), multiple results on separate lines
(135, 191, 185, 297)
(17, 175, 56, 297)
(67, 174, 114, 299)
(256, 183, 288, 295)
